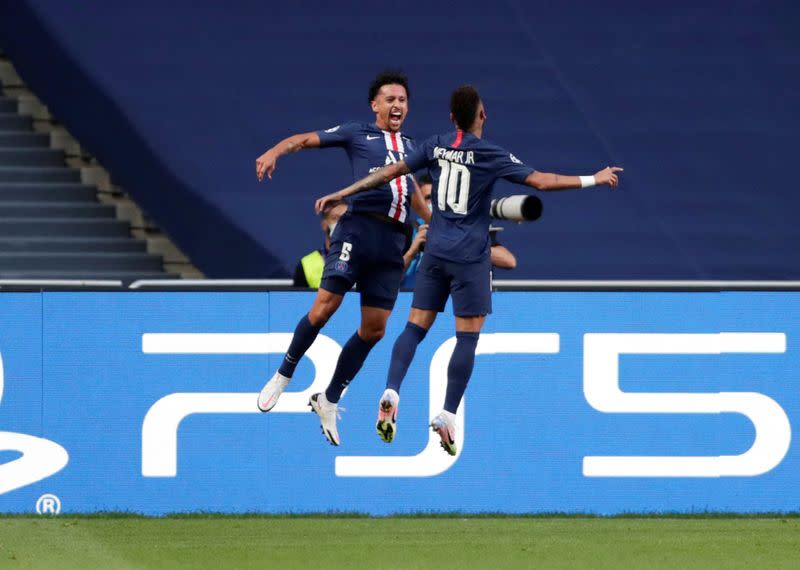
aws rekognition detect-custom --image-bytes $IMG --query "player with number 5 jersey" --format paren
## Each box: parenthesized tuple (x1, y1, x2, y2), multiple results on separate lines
(315, 84, 623, 454)
(255, 71, 430, 447)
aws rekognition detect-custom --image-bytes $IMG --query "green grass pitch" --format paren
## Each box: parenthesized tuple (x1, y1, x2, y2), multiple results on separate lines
(1, 516, 799, 569)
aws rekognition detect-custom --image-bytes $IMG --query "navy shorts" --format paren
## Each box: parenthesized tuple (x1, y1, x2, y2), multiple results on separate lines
(412, 253, 492, 317)
(320, 211, 407, 310)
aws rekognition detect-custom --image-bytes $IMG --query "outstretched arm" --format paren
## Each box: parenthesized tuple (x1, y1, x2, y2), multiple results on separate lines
(315, 161, 411, 214)
(525, 166, 623, 191)
(256, 131, 321, 181)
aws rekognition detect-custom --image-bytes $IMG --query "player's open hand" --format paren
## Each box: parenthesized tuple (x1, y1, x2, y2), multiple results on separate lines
(256, 150, 277, 181)
(315, 192, 343, 215)
(593, 166, 623, 188)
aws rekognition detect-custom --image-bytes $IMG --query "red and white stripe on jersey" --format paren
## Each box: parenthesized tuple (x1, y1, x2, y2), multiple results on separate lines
(383, 131, 410, 222)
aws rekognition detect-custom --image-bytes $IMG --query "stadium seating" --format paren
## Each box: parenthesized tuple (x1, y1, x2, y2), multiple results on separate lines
(0, 78, 170, 280)
(0, 0, 796, 279)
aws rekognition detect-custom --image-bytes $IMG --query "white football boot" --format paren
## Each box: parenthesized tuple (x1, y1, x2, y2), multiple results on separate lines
(309, 392, 342, 446)
(256, 371, 290, 412)
(430, 410, 457, 456)
(375, 388, 400, 443)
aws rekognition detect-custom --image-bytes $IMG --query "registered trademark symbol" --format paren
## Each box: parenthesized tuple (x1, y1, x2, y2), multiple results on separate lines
(35, 494, 61, 515)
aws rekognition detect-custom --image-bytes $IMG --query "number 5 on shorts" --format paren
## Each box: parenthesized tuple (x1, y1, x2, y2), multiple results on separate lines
(340, 242, 352, 261)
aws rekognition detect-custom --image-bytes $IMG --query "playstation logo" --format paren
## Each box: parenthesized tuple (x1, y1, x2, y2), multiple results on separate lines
(0, 351, 69, 495)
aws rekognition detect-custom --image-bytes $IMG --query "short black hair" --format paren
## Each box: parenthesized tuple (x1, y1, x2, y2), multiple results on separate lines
(368, 71, 410, 102)
(450, 85, 481, 130)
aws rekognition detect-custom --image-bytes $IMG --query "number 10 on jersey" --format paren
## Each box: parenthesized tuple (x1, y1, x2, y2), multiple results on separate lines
(436, 159, 471, 215)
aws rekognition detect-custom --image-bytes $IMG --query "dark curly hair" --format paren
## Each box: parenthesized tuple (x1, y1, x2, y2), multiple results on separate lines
(368, 70, 410, 102)
(450, 85, 481, 130)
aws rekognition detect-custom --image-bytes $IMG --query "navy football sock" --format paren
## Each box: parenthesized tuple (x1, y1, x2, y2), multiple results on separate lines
(325, 331, 378, 403)
(278, 314, 322, 378)
(443, 331, 480, 414)
(386, 322, 428, 393)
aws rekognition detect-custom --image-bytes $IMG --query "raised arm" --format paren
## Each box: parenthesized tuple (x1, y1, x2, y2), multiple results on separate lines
(315, 161, 411, 214)
(256, 131, 322, 181)
(525, 166, 623, 191)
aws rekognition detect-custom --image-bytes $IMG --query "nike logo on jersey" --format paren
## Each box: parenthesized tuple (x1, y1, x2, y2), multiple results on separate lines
(366, 135, 381, 140)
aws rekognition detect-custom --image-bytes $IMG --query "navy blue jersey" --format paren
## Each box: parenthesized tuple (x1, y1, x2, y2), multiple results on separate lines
(404, 130, 535, 263)
(317, 122, 415, 223)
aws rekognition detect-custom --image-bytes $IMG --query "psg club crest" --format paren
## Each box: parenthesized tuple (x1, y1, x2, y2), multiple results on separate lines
(335, 261, 349, 272)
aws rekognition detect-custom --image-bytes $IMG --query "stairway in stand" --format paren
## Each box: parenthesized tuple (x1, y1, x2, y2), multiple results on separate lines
(0, 85, 175, 282)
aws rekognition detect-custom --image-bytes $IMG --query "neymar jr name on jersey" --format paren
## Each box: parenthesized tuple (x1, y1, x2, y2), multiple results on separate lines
(433, 147, 476, 165)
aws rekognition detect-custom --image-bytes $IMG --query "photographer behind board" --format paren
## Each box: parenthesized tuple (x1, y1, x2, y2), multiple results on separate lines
(293, 200, 348, 288)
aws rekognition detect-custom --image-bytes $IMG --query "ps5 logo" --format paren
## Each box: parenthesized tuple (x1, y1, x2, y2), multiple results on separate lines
(0, 351, 69, 495)
(140, 332, 792, 480)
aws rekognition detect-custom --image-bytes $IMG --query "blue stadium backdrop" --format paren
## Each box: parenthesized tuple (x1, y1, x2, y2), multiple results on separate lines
(1, 0, 798, 279)
(0, 291, 798, 514)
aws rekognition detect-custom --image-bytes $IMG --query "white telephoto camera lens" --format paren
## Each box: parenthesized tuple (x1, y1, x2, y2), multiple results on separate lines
(489, 195, 543, 222)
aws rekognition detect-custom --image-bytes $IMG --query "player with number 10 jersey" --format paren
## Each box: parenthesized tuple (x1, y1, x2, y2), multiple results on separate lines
(314, 84, 622, 454)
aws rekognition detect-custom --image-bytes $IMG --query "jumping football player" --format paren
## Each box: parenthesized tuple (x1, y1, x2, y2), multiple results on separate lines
(255, 71, 430, 446)
(315, 85, 622, 454)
